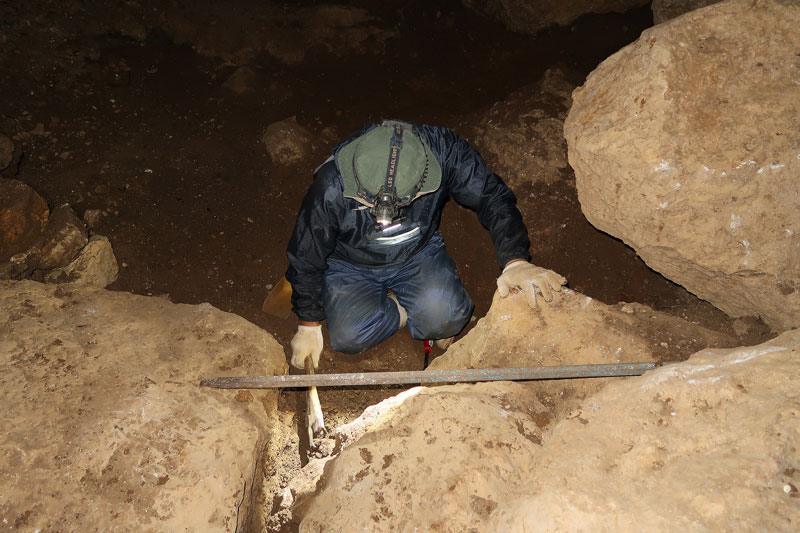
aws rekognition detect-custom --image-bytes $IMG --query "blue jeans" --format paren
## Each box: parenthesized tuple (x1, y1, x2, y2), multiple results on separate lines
(322, 233, 474, 353)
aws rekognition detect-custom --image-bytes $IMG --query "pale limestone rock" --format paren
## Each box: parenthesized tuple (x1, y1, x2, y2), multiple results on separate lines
(298, 382, 549, 531)
(43, 235, 119, 287)
(472, 69, 576, 188)
(295, 328, 799, 532)
(429, 288, 735, 417)
(0, 280, 287, 531)
(262, 116, 314, 166)
(564, 0, 800, 331)
(461, 0, 648, 34)
(489, 329, 800, 531)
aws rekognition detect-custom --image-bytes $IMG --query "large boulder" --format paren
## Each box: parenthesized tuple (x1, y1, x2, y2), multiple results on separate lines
(460, 0, 648, 34)
(298, 330, 800, 531)
(0, 280, 287, 531)
(429, 288, 736, 418)
(298, 382, 548, 531)
(564, 0, 800, 331)
(489, 328, 800, 531)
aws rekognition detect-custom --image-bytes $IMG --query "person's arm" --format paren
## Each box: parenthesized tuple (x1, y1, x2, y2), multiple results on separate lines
(429, 127, 566, 307)
(431, 127, 531, 268)
(285, 162, 341, 368)
(286, 161, 341, 323)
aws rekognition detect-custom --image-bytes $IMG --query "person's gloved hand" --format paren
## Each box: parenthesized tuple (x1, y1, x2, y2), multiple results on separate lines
(497, 261, 567, 309)
(290, 324, 323, 370)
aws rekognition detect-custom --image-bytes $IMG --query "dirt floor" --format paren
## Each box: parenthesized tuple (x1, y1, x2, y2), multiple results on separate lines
(0, 0, 775, 530)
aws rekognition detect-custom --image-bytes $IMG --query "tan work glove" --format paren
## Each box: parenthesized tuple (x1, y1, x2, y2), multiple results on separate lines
(290, 324, 323, 370)
(497, 261, 567, 309)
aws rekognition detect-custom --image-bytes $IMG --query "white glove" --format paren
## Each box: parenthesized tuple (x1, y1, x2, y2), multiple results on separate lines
(290, 324, 323, 370)
(497, 261, 567, 309)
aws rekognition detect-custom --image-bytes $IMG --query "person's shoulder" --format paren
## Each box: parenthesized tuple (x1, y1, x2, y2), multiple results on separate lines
(312, 156, 343, 191)
(414, 123, 469, 158)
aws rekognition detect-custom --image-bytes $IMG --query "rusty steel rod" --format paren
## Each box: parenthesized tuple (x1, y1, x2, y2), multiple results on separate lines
(200, 362, 656, 389)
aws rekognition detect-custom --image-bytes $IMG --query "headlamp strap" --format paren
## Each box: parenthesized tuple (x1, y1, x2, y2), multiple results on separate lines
(382, 125, 404, 196)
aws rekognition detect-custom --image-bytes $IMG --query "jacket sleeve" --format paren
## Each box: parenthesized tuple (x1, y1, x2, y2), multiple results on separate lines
(286, 162, 341, 322)
(435, 128, 531, 269)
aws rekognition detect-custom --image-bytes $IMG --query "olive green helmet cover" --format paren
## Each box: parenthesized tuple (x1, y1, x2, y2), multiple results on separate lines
(336, 121, 442, 207)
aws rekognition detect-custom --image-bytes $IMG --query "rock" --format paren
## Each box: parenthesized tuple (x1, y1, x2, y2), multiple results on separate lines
(0, 178, 49, 263)
(298, 382, 549, 531)
(0, 280, 287, 531)
(28, 204, 88, 270)
(223, 66, 258, 94)
(262, 116, 314, 166)
(564, 0, 800, 331)
(296, 328, 799, 532)
(460, 0, 648, 34)
(43, 235, 119, 287)
(488, 329, 800, 531)
(652, 0, 721, 23)
(429, 288, 735, 417)
(82, 208, 103, 230)
(0, 133, 13, 170)
(472, 69, 577, 188)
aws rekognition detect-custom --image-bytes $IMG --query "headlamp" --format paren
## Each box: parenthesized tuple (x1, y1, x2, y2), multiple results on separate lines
(349, 121, 433, 229)
(373, 190, 398, 227)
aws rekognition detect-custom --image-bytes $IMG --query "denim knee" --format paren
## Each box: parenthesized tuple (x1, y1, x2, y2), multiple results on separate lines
(328, 331, 367, 354)
(408, 292, 473, 340)
(326, 307, 397, 354)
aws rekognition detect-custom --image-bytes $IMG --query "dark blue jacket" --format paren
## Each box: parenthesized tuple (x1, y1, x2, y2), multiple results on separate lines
(286, 123, 531, 322)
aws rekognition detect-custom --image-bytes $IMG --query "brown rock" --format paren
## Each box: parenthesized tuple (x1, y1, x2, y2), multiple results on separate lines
(223, 66, 258, 94)
(0, 280, 287, 532)
(0, 134, 13, 170)
(28, 204, 88, 270)
(472, 68, 576, 188)
(460, 0, 648, 34)
(0, 178, 49, 263)
(652, 0, 721, 23)
(82, 208, 103, 230)
(565, 0, 800, 331)
(261, 5, 396, 66)
(165, 4, 395, 66)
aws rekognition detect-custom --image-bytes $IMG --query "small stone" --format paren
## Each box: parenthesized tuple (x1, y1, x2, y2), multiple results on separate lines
(83, 209, 103, 229)
(235, 390, 254, 403)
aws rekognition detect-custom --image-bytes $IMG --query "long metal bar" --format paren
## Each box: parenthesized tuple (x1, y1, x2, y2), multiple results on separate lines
(200, 362, 656, 389)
